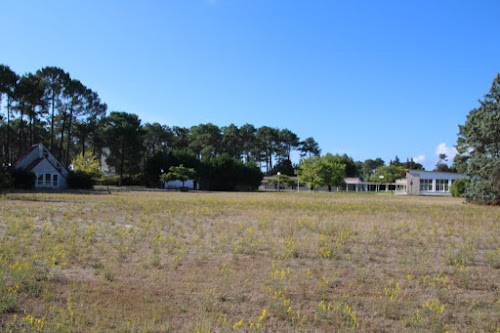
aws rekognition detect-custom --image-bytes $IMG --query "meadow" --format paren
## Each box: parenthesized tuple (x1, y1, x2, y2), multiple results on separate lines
(0, 191, 499, 332)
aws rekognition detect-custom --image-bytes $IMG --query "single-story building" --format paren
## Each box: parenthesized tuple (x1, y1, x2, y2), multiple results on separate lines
(162, 179, 198, 190)
(396, 170, 467, 196)
(14, 143, 69, 189)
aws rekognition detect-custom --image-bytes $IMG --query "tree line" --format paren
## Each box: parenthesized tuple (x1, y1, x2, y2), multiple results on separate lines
(0, 64, 323, 185)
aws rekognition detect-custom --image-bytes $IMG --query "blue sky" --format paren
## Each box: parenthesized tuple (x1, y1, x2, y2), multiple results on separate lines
(2, 0, 499, 170)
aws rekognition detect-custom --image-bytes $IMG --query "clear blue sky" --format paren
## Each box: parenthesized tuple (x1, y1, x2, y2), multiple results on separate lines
(2, 0, 499, 170)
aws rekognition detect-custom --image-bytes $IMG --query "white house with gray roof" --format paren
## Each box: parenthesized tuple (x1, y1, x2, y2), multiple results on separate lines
(14, 143, 69, 189)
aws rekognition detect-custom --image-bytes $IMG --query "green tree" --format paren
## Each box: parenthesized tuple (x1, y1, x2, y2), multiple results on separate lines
(368, 165, 405, 183)
(270, 159, 296, 176)
(189, 123, 222, 158)
(277, 128, 299, 161)
(390, 155, 403, 167)
(435, 153, 451, 172)
(143, 122, 172, 161)
(160, 164, 196, 188)
(361, 158, 385, 180)
(37, 66, 70, 153)
(240, 123, 257, 163)
(299, 137, 321, 158)
(0, 65, 19, 164)
(144, 149, 200, 188)
(103, 112, 144, 185)
(402, 158, 424, 170)
(457, 73, 500, 205)
(256, 126, 279, 174)
(324, 153, 359, 177)
(171, 126, 190, 150)
(17, 74, 46, 148)
(297, 156, 346, 191)
(221, 124, 242, 159)
(198, 154, 262, 191)
(71, 151, 101, 179)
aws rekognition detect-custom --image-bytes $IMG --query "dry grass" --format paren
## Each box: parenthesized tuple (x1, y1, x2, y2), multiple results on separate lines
(0, 191, 499, 332)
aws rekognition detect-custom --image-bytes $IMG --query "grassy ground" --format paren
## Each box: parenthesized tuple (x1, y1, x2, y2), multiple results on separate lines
(0, 191, 499, 332)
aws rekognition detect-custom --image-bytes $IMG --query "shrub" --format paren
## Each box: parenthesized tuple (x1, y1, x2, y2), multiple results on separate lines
(100, 174, 144, 186)
(67, 171, 95, 189)
(0, 167, 14, 193)
(10, 169, 35, 189)
(144, 150, 200, 187)
(451, 178, 468, 198)
(198, 154, 263, 191)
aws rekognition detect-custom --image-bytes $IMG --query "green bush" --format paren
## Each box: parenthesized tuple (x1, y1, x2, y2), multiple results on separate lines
(100, 174, 144, 186)
(144, 150, 200, 187)
(10, 169, 35, 190)
(198, 154, 263, 191)
(451, 178, 469, 198)
(67, 171, 95, 189)
(0, 167, 14, 193)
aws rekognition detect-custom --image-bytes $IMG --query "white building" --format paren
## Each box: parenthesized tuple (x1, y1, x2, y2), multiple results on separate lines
(397, 170, 467, 196)
(163, 179, 198, 190)
(14, 143, 69, 189)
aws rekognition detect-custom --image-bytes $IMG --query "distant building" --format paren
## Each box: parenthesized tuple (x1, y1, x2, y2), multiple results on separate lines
(396, 170, 467, 196)
(260, 170, 467, 196)
(100, 147, 115, 177)
(14, 143, 69, 189)
(163, 179, 198, 190)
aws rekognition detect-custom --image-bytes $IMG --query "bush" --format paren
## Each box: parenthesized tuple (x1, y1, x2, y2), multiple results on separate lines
(67, 171, 95, 189)
(199, 154, 263, 191)
(0, 167, 14, 193)
(100, 174, 144, 186)
(144, 150, 200, 187)
(9, 169, 35, 190)
(451, 178, 468, 198)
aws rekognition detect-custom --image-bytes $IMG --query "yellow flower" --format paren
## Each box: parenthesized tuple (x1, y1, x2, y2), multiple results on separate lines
(233, 319, 243, 329)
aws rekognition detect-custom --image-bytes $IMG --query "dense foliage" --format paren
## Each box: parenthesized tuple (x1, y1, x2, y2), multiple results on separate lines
(0, 161, 13, 192)
(457, 74, 500, 205)
(71, 151, 101, 179)
(297, 156, 346, 191)
(67, 171, 95, 189)
(160, 165, 196, 188)
(368, 165, 405, 183)
(9, 169, 35, 189)
(451, 178, 468, 198)
(198, 154, 263, 191)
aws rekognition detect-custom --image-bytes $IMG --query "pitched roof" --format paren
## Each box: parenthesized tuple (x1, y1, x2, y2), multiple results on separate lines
(25, 157, 44, 171)
(13, 144, 39, 168)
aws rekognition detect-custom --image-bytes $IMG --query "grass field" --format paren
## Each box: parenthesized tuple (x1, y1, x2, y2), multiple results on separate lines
(0, 191, 499, 332)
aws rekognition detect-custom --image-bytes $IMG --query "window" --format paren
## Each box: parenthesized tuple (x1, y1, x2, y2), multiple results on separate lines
(436, 179, 449, 192)
(45, 174, 51, 186)
(420, 179, 433, 191)
(52, 174, 58, 187)
(37, 174, 44, 186)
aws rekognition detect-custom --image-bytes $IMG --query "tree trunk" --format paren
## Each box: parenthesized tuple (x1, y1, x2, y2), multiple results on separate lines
(65, 106, 73, 166)
(6, 97, 11, 164)
(119, 137, 125, 186)
(50, 93, 55, 152)
(18, 105, 25, 157)
(59, 112, 66, 162)
(29, 112, 33, 146)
